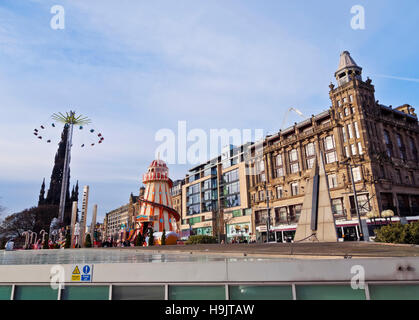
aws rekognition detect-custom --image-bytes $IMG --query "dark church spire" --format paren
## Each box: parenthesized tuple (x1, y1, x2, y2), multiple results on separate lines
(45, 125, 71, 206)
(74, 180, 79, 202)
(38, 178, 45, 206)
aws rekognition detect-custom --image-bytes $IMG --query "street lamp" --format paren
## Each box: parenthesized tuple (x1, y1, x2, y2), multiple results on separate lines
(264, 181, 272, 243)
(341, 158, 365, 240)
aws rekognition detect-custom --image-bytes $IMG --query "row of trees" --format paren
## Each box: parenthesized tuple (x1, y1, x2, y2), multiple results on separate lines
(0, 205, 59, 248)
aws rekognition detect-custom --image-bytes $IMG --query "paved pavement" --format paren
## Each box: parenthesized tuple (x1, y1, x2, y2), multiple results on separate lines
(123, 242, 419, 258)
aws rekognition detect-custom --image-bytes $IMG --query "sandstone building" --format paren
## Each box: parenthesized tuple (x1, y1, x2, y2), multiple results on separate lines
(248, 51, 419, 242)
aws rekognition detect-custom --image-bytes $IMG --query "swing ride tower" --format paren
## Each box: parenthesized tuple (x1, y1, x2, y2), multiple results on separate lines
(50, 111, 92, 223)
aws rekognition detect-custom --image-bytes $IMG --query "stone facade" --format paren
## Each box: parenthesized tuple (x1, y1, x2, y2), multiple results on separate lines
(247, 51, 419, 241)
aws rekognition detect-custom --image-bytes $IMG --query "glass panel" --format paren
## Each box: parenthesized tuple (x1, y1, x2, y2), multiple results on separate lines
(0, 286, 12, 300)
(61, 286, 109, 300)
(14, 286, 58, 300)
(169, 286, 225, 300)
(296, 285, 366, 300)
(369, 285, 419, 300)
(229, 285, 293, 300)
(112, 286, 165, 300)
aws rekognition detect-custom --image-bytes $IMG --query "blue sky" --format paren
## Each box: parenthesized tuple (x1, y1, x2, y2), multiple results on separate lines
(0, 0, 418, 222)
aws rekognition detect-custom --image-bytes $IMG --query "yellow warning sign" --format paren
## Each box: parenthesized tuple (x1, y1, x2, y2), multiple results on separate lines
(72, 275, 81, 281)
(72, 266, 80, 275)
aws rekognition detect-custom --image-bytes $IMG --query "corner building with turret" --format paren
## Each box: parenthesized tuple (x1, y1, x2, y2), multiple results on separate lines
(247, 51, 419, 242)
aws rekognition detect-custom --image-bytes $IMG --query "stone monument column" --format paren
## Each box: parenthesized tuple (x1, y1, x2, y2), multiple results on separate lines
(70, 201, 78, 248)
(90, 204, 98, 243)
(80, 186, 90, 247)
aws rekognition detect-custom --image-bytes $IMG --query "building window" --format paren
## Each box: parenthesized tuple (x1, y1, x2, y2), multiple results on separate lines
(342, 126, 347, 142)
(344, 108, 350, 116)
(384, 130, 393, 157)
(324, 135, 337, 164)
(275, 207, 288, 224)
(350, 194, 370, 216)
(275, 154, 283, 166)
(396, 133, 407, 160)
(305, 142, 316, 169)
(354, 122, 360, 139)
(289, 204, 302, 223)
(357, 142, 363, 155)
(276, 186, 284, 199)
(275, 154, 285, 178)
(328, 173, 338, 188)
(351, 144, 357, 156)
(289, 149, 299, 174)
(349, 95, 353, 102)
(331, 198, 344, 216)
(290, 182, 299, 196)
(409, 137, 418, 161)
(256, 158, 266, 183)
(348, 124, 354, 139)
(258, 190, 265, 202)
(344, 146, 349, 158)
(352, 167, 362, 182)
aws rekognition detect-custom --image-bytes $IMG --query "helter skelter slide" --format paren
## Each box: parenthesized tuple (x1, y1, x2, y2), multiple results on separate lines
(135, 159, 180, 245)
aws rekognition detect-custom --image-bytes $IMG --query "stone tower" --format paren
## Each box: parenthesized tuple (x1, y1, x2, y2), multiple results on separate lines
(328, 51, 380, 217)
(37, 125, 79, 225)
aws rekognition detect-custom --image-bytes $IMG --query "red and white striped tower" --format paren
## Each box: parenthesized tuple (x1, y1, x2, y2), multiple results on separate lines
(136, 159, 180, 236)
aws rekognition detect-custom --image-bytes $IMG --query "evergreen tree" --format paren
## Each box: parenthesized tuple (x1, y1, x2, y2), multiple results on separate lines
(85, 234, 92, 248)
(161, 229, 166, 245)
(43, 234, 49, 249)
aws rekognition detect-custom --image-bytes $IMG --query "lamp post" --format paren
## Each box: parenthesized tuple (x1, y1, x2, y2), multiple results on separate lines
(264, 182, 271, 243)
(343, 158, 364, 241)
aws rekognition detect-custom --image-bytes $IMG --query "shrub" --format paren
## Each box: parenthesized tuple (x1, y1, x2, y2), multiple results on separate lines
(186, 235, 218, 245)
(374, 221, 419, 245)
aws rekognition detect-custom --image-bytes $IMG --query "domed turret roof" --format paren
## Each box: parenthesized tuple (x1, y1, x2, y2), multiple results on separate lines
(336, 51, 362, 75)
(149, 159, 168, 168)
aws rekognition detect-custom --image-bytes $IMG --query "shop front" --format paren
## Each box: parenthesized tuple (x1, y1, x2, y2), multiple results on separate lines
(227, 222, 251, 243)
